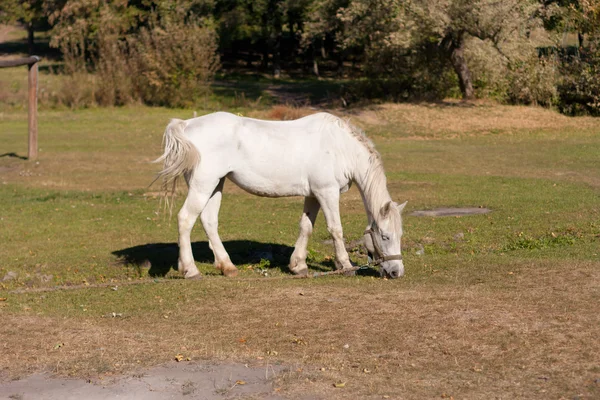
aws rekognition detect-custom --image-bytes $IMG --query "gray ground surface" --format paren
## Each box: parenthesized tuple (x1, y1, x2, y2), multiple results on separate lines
(410, 207, 491, 217)
(0, 362, 287, 400)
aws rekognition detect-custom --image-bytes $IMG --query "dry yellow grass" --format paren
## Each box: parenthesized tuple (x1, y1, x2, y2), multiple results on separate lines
(352, 101, 600, 137)
(2, 102, 599, 399)
(2, 259, 598, 399)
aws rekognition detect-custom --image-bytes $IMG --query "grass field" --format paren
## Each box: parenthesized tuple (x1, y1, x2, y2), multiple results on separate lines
(1, 100, 599, 399)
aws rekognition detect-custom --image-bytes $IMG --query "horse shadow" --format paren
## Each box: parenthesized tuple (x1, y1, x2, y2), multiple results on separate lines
(111, 240, 378, 277)
(112, 240, 329, 277)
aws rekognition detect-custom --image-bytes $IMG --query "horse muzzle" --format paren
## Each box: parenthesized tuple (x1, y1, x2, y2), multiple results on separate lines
(381, 260, 404, 279)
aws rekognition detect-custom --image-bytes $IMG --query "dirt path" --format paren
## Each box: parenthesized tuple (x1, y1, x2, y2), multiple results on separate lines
(0, 362, 287, 400)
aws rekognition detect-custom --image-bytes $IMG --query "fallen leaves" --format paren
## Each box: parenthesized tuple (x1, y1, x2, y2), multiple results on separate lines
(291, 337, 307, 345)
(333, 382, 346, 388)
(174, 354, 191, 362)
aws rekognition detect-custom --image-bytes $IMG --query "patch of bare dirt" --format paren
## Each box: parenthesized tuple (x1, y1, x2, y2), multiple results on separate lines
(0, 362, 286, 400)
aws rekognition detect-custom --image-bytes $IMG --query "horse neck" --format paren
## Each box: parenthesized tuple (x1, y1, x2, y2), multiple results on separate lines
(352, 149, 392, 225)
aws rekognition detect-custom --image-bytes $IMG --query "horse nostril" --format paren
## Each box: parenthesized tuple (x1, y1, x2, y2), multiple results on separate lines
(390, 270, 398, 278)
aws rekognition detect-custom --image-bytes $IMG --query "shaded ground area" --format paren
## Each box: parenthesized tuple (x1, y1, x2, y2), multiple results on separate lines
(0, 362, 286, 400)
(112, 240, 297, 278)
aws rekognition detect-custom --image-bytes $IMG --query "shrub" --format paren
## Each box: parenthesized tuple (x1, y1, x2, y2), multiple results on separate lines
(95, 24, 137, 106)
(505, 56, 559, 107)
(50, 5, 219, 108)
(556, 47, 600, 116)
(126, 17, 220, 107)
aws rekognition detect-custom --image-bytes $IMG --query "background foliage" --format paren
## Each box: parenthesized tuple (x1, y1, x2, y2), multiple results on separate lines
(1, 0, 599, 114)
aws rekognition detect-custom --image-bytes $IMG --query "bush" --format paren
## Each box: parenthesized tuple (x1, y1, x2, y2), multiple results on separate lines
(505, 56, 559, 107)
(343, 39, 458, 104)
(95, 26, 137, 106)
(126, 17, 220, 107)
(557, 51, 600, 116)
(465, 37, 559, 107)
(51, 6, 219, 108)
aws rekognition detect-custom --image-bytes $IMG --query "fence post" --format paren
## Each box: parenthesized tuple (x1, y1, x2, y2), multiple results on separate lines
(0, 56, 41, 160)
(28, 57, 40, 160)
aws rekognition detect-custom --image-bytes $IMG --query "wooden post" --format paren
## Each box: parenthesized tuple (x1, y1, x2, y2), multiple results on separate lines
(0, 56, 41, 160)
(28, 58, 39, 160)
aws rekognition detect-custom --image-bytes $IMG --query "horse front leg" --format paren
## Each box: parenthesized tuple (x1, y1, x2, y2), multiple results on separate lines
(289, 196, 320, 276)
(200, 178, 238, 277)
(314, 189, 354, 271)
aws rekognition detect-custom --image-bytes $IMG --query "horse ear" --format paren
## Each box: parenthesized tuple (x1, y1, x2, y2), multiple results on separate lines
(380, 201, 393, 218)
(396, 201, 408, 213)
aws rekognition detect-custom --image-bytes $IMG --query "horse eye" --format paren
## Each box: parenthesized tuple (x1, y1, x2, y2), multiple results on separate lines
(382, 235, 389, 241)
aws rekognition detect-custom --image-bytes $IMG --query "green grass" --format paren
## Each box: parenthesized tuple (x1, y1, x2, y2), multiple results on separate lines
(0, 102, 599, 399)
(1, 105, 599, 290)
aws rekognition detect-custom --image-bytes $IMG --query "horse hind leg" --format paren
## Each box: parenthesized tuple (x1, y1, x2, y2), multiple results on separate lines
(177, 176, 221, 279)
(200, 178, 238, 277)
(289, 196, 320, 276)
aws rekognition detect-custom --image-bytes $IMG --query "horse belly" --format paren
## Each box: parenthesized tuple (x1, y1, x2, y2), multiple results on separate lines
(227, 168, 310, 198)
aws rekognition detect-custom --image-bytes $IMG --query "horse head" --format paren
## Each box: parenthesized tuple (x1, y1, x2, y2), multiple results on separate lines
(364, 201, 407, 279)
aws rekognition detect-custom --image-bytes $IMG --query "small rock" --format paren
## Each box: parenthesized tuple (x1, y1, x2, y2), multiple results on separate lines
(2, 271, 18, 281)
(415, 244, 425, 256)
(453, 232, 465, 241)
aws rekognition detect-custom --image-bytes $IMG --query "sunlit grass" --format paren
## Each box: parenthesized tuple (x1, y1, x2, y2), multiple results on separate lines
(0, 102, 599, 398)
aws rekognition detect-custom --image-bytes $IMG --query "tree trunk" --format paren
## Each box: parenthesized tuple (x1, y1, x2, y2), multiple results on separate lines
(443, 32, 474, 100)
(269, 0, 282, 79)
(311, 45, 319, 77)
(336, 48, 344, 77)
(273, 36, 281, 79)
(27, 23, 35, 55)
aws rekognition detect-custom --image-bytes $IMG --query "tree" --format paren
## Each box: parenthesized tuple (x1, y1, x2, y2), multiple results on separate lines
(335, 0, 541, 99)
(539, 0, 600, 47)
(303, 0, 350, 76)
(214, 0, 315, 77)
(0, 0, 51, 54)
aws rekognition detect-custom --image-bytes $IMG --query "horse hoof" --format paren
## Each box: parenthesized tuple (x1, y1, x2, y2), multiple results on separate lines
(222, 267, 238, 277)
(185, 273, 203, 280)
(291, 267, 308, 276)
(342, 268, 356, 277)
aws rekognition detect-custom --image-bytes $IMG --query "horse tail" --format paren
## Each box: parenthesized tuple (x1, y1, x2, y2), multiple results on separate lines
(153, 119, 200, 207)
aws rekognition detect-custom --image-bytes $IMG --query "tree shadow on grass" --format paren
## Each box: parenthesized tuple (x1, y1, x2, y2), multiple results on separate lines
(112, 240, 298, 277)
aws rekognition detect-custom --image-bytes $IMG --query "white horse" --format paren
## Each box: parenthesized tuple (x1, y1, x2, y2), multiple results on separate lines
(155, 112, 407, 279)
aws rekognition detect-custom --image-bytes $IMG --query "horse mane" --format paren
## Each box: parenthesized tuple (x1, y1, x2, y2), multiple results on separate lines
(331, 115, 402, 230)
(331, 115, 380, 158)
